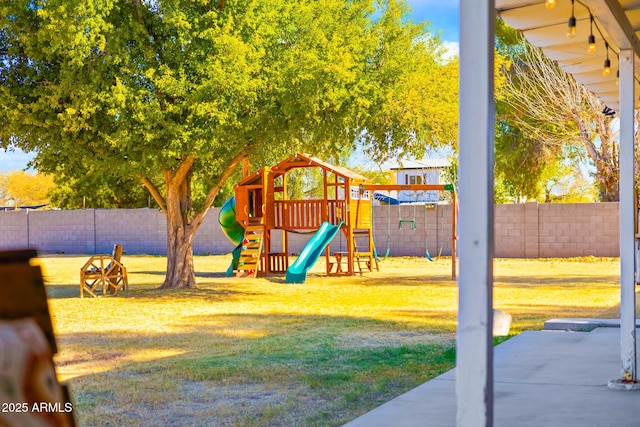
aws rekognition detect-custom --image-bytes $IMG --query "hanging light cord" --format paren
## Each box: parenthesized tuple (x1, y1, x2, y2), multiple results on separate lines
(572, 0, 618, 58)
(546, 0, 640, 111)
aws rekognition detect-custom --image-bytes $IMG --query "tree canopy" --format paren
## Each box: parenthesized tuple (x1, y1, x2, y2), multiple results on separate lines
(496, 22, 620, 202)
(48, 172, 151, 208)
(0, 171, 55, 207)
(493, 19, 564, 202)
(1, 0, 455, 287)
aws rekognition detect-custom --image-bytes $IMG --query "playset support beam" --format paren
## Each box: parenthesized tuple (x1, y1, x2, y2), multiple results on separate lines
(362, 184, 453, 192)
(364, 183, 458, 280)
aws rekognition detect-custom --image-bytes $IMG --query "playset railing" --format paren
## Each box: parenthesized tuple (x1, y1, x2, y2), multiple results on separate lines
(328, 200, 347, 224)
(274, 200, 346, 230)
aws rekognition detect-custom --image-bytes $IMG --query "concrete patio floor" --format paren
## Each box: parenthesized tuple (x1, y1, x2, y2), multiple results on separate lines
(345, 327, 640, 427)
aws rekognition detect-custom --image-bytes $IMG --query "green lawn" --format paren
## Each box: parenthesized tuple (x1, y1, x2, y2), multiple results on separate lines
(38, 255, 625, 426)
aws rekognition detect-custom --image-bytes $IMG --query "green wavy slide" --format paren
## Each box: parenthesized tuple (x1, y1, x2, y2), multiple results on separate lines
(218, 197, 245, 276)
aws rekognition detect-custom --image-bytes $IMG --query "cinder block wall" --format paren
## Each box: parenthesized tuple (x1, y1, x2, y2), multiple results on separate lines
(28, 209, 95, 254)
(0, 210, 29, 250)
(194, 210, 234, 255)
(93, 209, 166, 255)
(537, 203, 619, 257)
(0, 202, 622, 257)
(494, 204, 526, 257)
(371, 203, 455, 257)
(0, 208, 232, 255)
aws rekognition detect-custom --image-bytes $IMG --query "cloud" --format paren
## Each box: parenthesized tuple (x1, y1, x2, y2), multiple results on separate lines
(442, 41, 459, 60)
(0, 149, 34, 172)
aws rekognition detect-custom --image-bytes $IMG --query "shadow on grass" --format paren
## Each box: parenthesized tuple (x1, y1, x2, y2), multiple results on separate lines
(56, 313, 456, 426)
(54, 294, 632, 427)
(46, 283, 263, 301)
(126, 270, 230, 278)
(354, 275, 455, 287)
(495, 275, 620, 286)
(122, 286, 265, 301)
(196, 271, 230, 279)
(128, 270, 167, 276)
(45, 285, 82, 299)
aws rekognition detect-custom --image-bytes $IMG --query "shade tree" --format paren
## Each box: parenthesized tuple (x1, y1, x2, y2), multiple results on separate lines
(1, 0, 455, 287)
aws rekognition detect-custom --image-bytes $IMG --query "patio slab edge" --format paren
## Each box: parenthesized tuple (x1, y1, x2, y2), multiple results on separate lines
(543, 318, 640, 332)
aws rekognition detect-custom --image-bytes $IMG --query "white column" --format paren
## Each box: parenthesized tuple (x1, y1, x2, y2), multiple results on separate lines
(457, 0, 495, 425)
(610, 48, 637, 389)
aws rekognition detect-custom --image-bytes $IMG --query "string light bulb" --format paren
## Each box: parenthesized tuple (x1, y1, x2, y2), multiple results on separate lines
(603, 43, 611, 76)
(588, 16, 596, 54)
(567, 0, 577, 38)
(546, 0, 556, 8)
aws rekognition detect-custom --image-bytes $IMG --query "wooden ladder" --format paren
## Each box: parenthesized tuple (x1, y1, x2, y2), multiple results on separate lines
(236, 225, 265, 278)
(353, 229, 379, 275)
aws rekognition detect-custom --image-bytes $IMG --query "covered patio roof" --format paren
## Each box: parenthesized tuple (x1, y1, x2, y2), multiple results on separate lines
(497, 0, 640, 110)
(347, 2, 637, 425)
(455, 1, 638, 425)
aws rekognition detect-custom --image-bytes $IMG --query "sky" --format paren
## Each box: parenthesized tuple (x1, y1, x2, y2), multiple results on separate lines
(353, 0, 460, 170)
(0, 1, 460, 173)
(0, 148, 34, 173)
(407, 0, 459, 43)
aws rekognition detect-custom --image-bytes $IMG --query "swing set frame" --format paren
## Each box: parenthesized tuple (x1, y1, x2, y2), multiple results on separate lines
(365, 183, 458, 279)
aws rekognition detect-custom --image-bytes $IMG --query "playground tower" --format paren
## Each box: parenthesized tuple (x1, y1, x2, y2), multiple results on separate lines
(230, 153, 376, 279)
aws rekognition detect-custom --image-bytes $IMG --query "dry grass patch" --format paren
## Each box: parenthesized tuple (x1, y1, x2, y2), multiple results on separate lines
(34, 254, 631, 426)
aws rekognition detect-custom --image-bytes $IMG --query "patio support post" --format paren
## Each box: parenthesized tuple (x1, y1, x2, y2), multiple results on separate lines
(609, 48, 638, 389)
(457, 0, 495, 424)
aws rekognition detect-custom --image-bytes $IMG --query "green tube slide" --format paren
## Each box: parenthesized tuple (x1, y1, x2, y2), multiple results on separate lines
(219, 197, 244, 244)
(218, 197, 245, 276)
(285, 221, 344, 284)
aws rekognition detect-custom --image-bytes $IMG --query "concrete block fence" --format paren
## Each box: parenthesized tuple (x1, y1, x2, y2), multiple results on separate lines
(0, 202, 621, 257)
(0, 208, 230, 256)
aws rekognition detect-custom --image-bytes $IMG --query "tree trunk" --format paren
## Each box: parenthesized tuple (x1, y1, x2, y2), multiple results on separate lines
(576, 117, 619, 202)
(163, 221, 196, 289)
(593, 119, 618, 202)
(141, 151, 249, 290)
(160, 166, 197, 289)
(594, 159, 619, 202)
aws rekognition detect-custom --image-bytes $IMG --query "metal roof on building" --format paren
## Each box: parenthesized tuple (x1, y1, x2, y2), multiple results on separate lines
(388, 158, 451, 170)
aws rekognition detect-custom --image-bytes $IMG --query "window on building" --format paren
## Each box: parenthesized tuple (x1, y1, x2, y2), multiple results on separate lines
(409, 175, 423, 185)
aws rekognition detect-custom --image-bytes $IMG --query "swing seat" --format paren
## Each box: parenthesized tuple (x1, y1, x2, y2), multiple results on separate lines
(399, 219, 417, 231)
(426, 247, 444, 262)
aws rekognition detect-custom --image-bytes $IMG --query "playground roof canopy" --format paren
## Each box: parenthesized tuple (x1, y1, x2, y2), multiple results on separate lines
(275, 153, 368, 181)
(496, 0, 640, 111)
(236, 153, 368, 187)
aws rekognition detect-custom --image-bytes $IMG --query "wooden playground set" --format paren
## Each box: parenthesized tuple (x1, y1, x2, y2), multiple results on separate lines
(218, 153, 457, 283)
